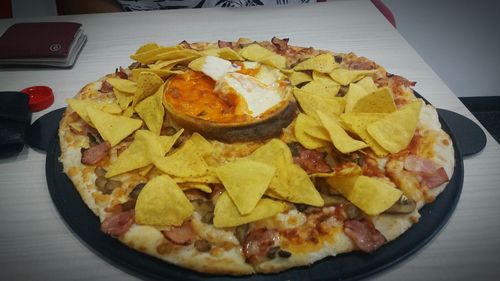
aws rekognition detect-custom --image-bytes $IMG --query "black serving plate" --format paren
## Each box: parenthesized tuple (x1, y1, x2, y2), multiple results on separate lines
(46, 104, 474, 281)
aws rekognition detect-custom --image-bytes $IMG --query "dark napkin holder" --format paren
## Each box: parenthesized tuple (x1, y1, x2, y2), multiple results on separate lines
(0, 92, 31, 158)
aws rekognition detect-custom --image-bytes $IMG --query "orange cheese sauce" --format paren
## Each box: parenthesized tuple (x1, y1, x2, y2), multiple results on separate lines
(164, 70, 251, 123)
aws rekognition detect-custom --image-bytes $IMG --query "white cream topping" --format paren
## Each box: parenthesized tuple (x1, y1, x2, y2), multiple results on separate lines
(201, 56, 239, 81)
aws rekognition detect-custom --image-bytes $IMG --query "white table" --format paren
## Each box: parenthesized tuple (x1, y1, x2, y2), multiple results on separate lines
(1, 1, 500, 280)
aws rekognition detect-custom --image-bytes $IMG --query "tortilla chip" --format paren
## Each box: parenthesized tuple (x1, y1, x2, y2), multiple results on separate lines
(135, 87, 165, 135)
(285, 164, 325, 206)
(356, 76, 378, 93)
(130, 46, 183, 64)
(297, 113, 331, 141)
(351, 87, 397, 113)
(86, 107, 142, 146)
(130, 68, 182, 81)
(329, 68, 374, 86)
(135, 175, 193, 226)
(239, 44, 287, 69)
(149, 57, 195, 70)
(293, 53, 337, 73)
(122, 106, 135, 118)
(326, 175, 402, 216)
(132, 72, 164, 106)
(213, 192, 288, 228)
(66, 99, 121, 124)
(367, 100, 423, 153)
(159, 129, 184, 153)
(153, 139, 209, 178)
(173, 173, 221, 184)
(288, 71, 312, 86)
(113, 89, 134, 110)
(344, 83, 370, 113)
(155, 49, 201, 61)
(216, 159, 275, 215)
(106, 78, 137, 94)
(134, 42, 160, 54)
(294, 113, 330, 149)
(188, 132, 212, 156)
(105, 130, 168, 177)
(293, 88, 345, 120)
(202, 47, 244, 61)
(179, 182, 212, 193)
(340, 113, 389, 156)
(317, 111, 368, 154)
(301, 79, 340, 98)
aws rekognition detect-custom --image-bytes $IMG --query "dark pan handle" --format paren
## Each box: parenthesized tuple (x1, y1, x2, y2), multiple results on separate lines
(27, 107, 65, 152)
(437, 109, 486, 157)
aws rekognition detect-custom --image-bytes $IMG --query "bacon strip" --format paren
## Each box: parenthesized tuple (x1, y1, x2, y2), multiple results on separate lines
(100, 210, 135, 237)
(81, 141, 111, 165)
(218, 40, 233, 49)
(344, 219, 386, 253)
(293, 146, 332, 174)
(404, 154, 449, 188)
(162, 221, 195, 245)
(421, 167, 449, 188)
(243, 228, 278, 263)
(99, 80, 113, 93)
(271, 37, 289, 54)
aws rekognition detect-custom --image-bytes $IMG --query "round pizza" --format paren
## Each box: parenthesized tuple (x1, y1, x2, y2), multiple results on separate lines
(58, 37, 455, 275)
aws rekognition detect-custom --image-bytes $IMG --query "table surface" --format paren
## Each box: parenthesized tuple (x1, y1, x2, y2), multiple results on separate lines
(1, 1, 500, 280)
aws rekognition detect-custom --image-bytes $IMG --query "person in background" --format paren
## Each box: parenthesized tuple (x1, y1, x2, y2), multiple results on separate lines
(59, 0, 324, 14)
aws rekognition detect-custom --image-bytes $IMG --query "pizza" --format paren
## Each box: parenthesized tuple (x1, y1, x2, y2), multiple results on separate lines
(58, 37, 454, 275)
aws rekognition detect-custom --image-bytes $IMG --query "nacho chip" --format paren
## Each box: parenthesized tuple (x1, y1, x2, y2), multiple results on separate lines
(106, 130, 168, 177)
(367, 100, 423, 153)
(341, 113, 389, 156)
(86, 107, 142, 146)
(135, 87, 165, 135)
(356, 76, 378, 93)
(149, 57, 195, 70)
(201, 47, 244, 61)
(301, 79, 340, 98)
(135, 175, 193, 226)
(153, 139, 209, 178)
(293, 53, 337, 73)
(179, 182, 212, 193)
(134, 42, 160, 54)
(130, 68, 182, 81)
(188, 132, 212, 156)
(66, 99, 121, 124)
(159, 129, 184, 153)
(213, 192, 288, 228)
(317, 111, 368, 154)
(344, 83, 370, 113)
(285, 164, 325, 206)
(351, 87, 397, 113)
(296, 113, 330, 141)
(326, 175, 402, 216)
(106, 78, 137, 94)
(155, 49, 201, 61)
(294, 113, 329, 149)
(132, 72, 164, 106)
(113, 89, 134, 110)
(239, 44, 287, 69)
(122, 106, 135, 118)
(293, 88, 345, 119)
(130, 46, 183, 64)
(288, 71, 312, 86)
(216, 159, 275, 215)
(173, 173, 221, 184)
(329, 68, 374, 86)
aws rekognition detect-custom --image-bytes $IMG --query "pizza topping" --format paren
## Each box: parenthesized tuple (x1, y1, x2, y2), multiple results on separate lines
(81, 141, 111, 165)
(344, 219, 386, 253)
(162, 220, 195, 245)
(114, 67, 128, 79)
(271, 37, 289, 54)
(292, 146, 332, 174)
(100, 210, 135, 237)
(386, 159, 424, 202)
(194, 239, 212, 252)
(99, 80, 113, 93)
(385, 195, 416, 214)
(242, 228, 279, 263)
(403, 154, 449, 188)
(421, 167, 449, 189)
(96, 178, 121, 195)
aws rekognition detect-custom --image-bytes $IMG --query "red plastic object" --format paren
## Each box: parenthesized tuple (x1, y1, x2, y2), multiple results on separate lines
(20, 86, 54, 112)
(371, 0, 397, 28)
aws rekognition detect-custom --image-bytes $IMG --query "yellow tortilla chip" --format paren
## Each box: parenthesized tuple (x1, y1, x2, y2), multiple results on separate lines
(285, 164, 325, 206)
(301, 79, 340, 98)
(138, 164, 154, 177)
(130, 46, 183, 64)
(295, 113, 330, 141)
(122, 106, 135, 118)
(113, 89, 134, 110)
(135, 175, 193, 226)
(106, 130, 169, 177)
(326, 175, 402, 216)
(86, 107, 142, 146)
(288, 71, 312, 86)
(66, 99, 121, 124)
(329, 68, 374, 86)
(351, 87, 397, 113)
(188, 132, 212, 156)
(201, 47, 243, 61)
(173, 173, 221, 184)
(356, 76, 378, 93)
(132, 72, 164, 106)
(293, 53, 337, 73)
(367, 100, 423, 153)
(155, 49, 201, 61)
(216, 159, 275, 215)
(153, 139, 209, 178)
(149, 57, 195, 70)
(106, 78, 137, 94)
(130, 68, 182, 81)
(341, 113, 389, 156)
(135, 87, 165, 135)
(134, 42, 160, 54)
(344, 83, 370, 113)
(179, 182, 212, 193)
(294, 113, 329, 149)
(293, 88, 345, 119)
(159, 129, 184, 153)
(239, 44, 287, 69)
(317, 111, 368, 154)
(213, 192, 288, 228)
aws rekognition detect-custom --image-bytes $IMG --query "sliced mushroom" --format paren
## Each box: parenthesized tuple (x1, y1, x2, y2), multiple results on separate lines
(384, 195, 416, 214)
(235, 224, 249, 245)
